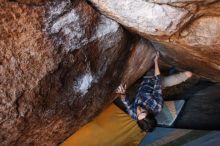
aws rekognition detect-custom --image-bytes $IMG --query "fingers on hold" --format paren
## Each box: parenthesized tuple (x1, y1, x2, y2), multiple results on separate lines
(119, 87, 122, 92)
(155, 51, 159, 57)
(116, 83, 126, 94)
(157, 52, 160, 57)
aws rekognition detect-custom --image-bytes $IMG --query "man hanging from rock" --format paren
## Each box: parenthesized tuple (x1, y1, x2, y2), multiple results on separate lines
(115, 52, 192, 132)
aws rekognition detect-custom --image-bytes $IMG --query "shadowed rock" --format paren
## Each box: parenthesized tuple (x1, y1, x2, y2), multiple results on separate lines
(121, 38, 156, 87)
(0, 0, 130, 145)
(169, 80, 220, 130)
(88, 0, 220, 81)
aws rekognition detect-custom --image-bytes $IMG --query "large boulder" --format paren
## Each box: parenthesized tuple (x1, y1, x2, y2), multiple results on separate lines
(2, 0, 220, 145)
(0, 0, 132, 145)
(88, 0, 220, 81)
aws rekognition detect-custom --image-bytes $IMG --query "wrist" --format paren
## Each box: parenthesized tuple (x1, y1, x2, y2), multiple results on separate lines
(155, 72, 160, 76)
(119, 94, 126, 99)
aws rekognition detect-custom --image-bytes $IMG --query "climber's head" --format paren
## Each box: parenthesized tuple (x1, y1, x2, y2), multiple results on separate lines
(137, 106, 157, 132)
(137, 111, 157, 132)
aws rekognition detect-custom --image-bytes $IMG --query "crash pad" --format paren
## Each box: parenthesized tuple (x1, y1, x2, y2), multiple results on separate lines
(60, 104, 145, 146)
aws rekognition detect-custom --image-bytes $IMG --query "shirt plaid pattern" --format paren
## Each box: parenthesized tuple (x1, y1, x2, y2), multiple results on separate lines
(121, 75, 163, 120)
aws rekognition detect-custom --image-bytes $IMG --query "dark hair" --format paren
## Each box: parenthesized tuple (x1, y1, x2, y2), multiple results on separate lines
(137, 112, 157, 132)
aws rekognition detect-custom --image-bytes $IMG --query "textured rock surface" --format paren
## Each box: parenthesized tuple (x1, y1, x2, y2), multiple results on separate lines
(89, 0, 192, 37)
(0, 2, 61, 145)
(0, 0, 131, 145)
(148, 0, 217, 4)
(1, 0, 220, 145)
(88, 0, 220, 81)
(121, 38, 156, 87)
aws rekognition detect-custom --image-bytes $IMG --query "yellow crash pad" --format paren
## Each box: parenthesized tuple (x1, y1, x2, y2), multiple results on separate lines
(61, 104, 145, 146)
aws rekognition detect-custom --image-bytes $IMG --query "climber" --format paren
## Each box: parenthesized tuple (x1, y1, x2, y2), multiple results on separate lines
(115, 52, 192, 132)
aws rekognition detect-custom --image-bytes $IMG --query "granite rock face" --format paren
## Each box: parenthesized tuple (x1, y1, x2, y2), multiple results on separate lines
(0, 0, 131, 145)
(1, 0, 220, 145)
(88, 0, 220, 81)
(121, 38, 156, 87)
(88, 0, 193, 38)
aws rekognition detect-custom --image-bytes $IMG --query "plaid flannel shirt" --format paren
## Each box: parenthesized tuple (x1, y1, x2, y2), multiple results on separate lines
(121, 75, 163, 120)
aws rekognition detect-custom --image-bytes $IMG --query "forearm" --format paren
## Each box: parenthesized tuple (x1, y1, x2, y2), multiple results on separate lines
(153, 75, 162, 95)
(154, 61, 160, 76)
(121, 98, 137, 119)
(121, 97, 131, 108)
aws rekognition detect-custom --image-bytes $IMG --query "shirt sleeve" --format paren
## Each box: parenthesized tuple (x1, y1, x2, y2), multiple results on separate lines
(152, 75, 162, 102)
(121, 98, 137, 120)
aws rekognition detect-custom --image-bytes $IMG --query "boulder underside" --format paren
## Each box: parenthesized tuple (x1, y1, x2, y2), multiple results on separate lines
(0, 0, 220, 145)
